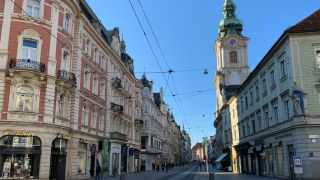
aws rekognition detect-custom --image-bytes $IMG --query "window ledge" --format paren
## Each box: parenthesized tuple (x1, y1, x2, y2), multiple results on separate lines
(18, 13, 48, 25)
(56, 116, 68, 121)
(270, 84, 276, 90)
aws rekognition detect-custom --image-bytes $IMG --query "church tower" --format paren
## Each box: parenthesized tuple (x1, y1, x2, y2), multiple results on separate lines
(215, 0, 250, 110)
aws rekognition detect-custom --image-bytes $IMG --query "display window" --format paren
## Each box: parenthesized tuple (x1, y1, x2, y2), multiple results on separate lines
(0, 136, 41, 179)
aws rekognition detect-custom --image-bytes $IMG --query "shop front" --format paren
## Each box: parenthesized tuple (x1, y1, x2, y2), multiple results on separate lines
(109, 143, 121, 176)
(49, 138, 68, 180)
(0, 135, 41, 179)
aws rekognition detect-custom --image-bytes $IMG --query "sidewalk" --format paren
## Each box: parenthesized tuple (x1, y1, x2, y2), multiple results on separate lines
(194, 166, 275, 180)
(193, 164, 214, 180)
(94, 164, 195, 180)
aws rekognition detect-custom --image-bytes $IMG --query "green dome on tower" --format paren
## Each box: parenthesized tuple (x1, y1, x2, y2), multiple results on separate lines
(218, 0, 243, 38)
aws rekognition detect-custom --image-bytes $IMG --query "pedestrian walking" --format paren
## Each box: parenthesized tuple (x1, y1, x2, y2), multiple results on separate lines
(95, 150, 102, 180)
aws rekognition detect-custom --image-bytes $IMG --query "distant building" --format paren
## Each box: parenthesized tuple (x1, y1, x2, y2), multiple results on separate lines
(214, 0, 320, 179)
(192, 143, 203, 161)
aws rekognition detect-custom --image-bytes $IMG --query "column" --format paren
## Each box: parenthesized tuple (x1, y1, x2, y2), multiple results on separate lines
(39, 145, 51, 179)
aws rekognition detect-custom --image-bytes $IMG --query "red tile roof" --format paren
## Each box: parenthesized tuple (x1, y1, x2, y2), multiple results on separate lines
(286, 9, 320, 33)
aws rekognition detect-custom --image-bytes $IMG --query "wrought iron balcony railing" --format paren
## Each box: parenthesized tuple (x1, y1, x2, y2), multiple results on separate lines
(110, 132, 127, 141)
(111, 77, 122, 89)
(110, 103, 123, 113)
(9, 59, 46, 73)
(58, 70, 77, 87)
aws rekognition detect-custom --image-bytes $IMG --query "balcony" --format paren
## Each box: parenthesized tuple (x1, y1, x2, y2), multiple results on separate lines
(58, 70, 77, 87)
(110, 132, 127, 141)
(110, 103, 123, 114)
(9, 59, 46, 73)
(111, 77, 122, 89)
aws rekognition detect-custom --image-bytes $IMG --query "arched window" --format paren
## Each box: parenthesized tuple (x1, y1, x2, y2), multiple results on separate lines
(16, 86, 34, 112)
(26, 0, 40, 18)
(230, 51, 238, 63)
(64, 13, 71, 32)
(86, 39, 91, 55)
(58, 94, 66, 117)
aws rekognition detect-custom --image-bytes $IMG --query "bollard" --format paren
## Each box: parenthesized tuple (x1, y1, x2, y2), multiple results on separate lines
(209, 172, 215, 180)
(120, 173, 125, 180)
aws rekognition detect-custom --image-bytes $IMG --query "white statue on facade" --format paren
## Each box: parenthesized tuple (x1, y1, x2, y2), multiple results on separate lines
(293, 94, 303, 115)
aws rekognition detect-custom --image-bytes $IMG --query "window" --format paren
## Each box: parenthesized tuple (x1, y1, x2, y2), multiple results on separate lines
(225, 130, 228, 143)
(242, 124, 246, 137)
(64, 13, 71, 32)
(262, 78, 267, 94)
(245, 96, 248, 110)
(86, 39, 91, 55)
(316, 49, 320, 69)
(94, 48, 98, 63)
(99, 113, 104, 131)
(279, 59, 286, 78)
(283, 99, 290, 120)
(21, 39, 38, 61)
(250, 91, 254, 105)
(61, 51, 69, 70)
(230, 51, 237, 63)
(255, 85, 260, 101)
(100, 81, 105, 99)
(26, 0, 40, 18)
(58, 94, 66, 117)
(93, 74, 98, 94)
(257, 114, 262, 131)
(84, 66, 90, 89)
(16, 86, 33, 112)
(82, 106, 88, 126)
(264, 109, 269, 128)
(241, 100, 244, 113)
(270, 70, 275, 88)
(273, 105, 278, 124)
(91, 111, 97, 128)
(252, 118, 256, 133)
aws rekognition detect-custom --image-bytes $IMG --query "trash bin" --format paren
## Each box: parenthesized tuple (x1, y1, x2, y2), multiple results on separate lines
(209, 172, 215, 180)
(120, 173, 125, 180)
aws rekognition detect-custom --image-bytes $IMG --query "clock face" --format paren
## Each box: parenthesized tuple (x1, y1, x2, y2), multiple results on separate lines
(228, 38, 237, 47)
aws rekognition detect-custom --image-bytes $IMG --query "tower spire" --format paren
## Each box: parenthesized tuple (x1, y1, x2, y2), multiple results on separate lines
(218, 0, 243, 38)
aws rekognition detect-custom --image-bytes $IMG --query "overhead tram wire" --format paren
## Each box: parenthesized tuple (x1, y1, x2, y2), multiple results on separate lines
(135, 0, 192, 130)
(128, 0, 185, 118)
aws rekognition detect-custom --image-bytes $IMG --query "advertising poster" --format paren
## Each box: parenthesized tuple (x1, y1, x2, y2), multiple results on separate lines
(102, 139, 109, 172)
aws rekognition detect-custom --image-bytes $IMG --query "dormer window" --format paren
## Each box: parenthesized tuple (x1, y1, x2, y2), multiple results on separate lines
(230, 51, 237, 63)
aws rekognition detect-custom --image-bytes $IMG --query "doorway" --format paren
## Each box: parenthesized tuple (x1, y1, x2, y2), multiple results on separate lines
(49, 138, 67, 180)
(288, 145, 295, 180)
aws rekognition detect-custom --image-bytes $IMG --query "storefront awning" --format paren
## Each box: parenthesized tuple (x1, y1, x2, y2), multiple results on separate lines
(215, 153, 228, 163)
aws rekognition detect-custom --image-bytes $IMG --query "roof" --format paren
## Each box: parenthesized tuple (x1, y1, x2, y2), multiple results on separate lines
(286, 9, 320, 33)
(231, 9, 320, 99)
(140, 74, 152, 88)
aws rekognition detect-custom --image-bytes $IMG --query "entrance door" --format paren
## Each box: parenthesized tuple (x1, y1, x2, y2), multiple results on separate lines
(288, 145, 295, 180)
(50, 154, 66, 180)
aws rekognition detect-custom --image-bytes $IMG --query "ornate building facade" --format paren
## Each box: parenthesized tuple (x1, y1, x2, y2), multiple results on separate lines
(214, 0, 320, 179)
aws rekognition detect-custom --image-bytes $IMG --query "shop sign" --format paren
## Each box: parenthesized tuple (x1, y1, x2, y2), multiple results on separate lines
(79, 138, 89, 144)
(293, 156, 303, 174)
(57, 133, 70, 140)
(129, 148, 134, 156)
(4, 130, 35, 136)
(90, 144, 97, 155)
(12, 136, 33, 147)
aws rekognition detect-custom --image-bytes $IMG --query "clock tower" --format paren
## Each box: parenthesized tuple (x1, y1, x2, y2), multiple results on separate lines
(215, 0, 250, 110)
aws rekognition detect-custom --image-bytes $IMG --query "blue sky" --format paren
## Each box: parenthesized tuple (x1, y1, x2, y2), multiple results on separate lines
(86, 0, 319, 146)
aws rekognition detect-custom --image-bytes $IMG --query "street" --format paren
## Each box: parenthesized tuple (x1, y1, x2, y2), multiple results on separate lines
(97, 164, 274, 180)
